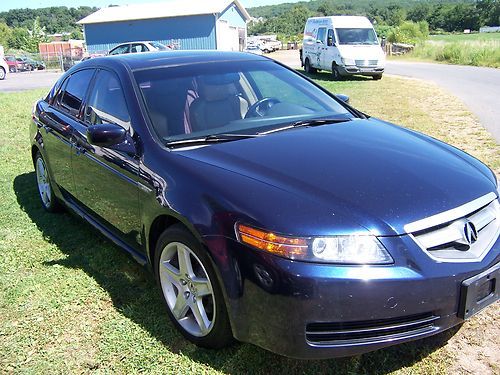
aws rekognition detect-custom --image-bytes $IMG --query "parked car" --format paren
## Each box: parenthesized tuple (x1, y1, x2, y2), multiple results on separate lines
(5, 55, 26, 72)
(243, 45, 263, 55)
(302, 16, 385, 80)
(108, 41, 171, 56)
(18, 56, 46, 71)
(30, 51, 499, 359)
(0, 57, 8, 80)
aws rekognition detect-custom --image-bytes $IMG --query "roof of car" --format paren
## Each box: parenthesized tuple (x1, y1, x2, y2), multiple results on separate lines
(78, 50, 270, 72)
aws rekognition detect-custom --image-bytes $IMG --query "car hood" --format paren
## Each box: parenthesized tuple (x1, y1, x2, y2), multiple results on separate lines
(176, 119, 496, 236)
(337, 44, 385, 62)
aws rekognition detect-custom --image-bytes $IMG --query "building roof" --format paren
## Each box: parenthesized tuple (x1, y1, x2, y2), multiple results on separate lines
(78, 0, 250, 25)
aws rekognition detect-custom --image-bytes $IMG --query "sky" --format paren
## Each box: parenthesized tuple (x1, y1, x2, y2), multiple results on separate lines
(0, 0, 302, 13)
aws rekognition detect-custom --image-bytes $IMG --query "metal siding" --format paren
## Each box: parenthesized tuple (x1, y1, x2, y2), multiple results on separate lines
(85, 15, 216, 53)
(218, 4, 247, 28)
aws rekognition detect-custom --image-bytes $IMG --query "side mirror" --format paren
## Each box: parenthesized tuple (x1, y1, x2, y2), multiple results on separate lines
(336, 94, 350, 104)
(86, 123, 126, 147)
(327, 37, 335, 47)
(316, 39, 324, 44)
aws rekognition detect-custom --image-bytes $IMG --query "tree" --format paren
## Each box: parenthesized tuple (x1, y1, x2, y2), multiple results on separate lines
(0, 22, 12, 47)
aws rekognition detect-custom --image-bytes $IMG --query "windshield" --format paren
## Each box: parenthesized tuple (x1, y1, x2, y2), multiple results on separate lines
(336, 28, 378, 45)
(134, 60, 354, 145)
(150, 41, 168, 51)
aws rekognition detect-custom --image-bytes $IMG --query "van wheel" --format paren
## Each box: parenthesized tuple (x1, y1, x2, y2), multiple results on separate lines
(304, 58, 316, 74)
(373, 74, 383, 80)
(331, 65, 343, 81)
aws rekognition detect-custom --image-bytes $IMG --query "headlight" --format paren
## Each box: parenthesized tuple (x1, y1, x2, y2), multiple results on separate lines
(236, 224, 393, 264)
(341, 58, 356, 66)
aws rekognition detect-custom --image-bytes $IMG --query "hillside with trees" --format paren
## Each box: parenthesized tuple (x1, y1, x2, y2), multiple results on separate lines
(248, 0, 500, 41)
(0, 6, 96, 52)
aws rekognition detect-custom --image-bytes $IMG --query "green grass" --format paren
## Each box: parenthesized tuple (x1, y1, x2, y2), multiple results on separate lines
(394, 32, 500, 68)
(0, 80, 498, 374)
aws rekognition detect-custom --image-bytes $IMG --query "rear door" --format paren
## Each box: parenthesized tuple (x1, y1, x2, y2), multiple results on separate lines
(39, 69, 95, 197)
(71, 68, 142, 249)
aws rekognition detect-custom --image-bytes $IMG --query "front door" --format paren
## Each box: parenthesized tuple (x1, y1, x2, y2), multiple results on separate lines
(322, 28, 339, 70)
(71, 69, 142, 249)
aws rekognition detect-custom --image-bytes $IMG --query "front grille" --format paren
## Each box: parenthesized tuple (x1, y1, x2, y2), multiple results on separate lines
(406, 193, 499, 262)
(355, 59, 378, 67)
(306, 313, 438, 345)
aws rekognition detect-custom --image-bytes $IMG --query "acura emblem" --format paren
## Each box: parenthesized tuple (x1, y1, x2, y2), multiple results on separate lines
(463, 221, 478, 245)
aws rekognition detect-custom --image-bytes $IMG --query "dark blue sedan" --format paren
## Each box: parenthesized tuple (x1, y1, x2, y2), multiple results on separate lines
(30, 51, 499, 359)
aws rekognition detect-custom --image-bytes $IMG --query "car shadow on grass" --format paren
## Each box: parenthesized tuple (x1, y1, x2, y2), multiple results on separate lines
(14, 171, 460, 374)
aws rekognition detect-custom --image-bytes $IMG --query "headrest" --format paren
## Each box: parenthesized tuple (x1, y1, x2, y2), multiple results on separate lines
(200, 73, 240, 86)
(198, 74, 239, 102)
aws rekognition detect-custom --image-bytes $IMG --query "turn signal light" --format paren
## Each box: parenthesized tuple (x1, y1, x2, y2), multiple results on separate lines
(236, 224, 308, 258)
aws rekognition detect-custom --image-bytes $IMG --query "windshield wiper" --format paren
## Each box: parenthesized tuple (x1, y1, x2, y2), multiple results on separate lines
(260, 118, 352, 135)
(165, 133, 259, 147)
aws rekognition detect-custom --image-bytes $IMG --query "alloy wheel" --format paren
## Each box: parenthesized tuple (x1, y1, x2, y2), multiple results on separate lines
(159, 242, 216, 337)
(35, 157, 52, 208)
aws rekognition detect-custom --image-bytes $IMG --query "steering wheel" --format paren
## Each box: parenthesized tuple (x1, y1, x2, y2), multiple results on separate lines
(245, 97, 281, 119)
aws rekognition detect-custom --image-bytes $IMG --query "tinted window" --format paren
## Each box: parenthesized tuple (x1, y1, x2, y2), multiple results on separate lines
(59, 69, 95, 116)
(109, 44, 130, 55)
(135, 60, 351, 143)
(85, 70, 131, 130)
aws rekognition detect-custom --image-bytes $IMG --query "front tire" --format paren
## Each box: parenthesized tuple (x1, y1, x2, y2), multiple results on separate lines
(0, 67, 5, 80)
(35, 152, 62, 212)
(373, 74, 383, 80)
(331, 64, 343, 81)
(154, 225, 233, 349)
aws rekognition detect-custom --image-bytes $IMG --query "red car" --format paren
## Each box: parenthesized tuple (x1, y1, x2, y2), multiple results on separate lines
(5, 55, 26, 72)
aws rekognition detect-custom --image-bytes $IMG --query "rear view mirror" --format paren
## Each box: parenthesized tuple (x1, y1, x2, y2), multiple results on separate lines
(86, 123, 126, 147)
(336, 94, 350, 104)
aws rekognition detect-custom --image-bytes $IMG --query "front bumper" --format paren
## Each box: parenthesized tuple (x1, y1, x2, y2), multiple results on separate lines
(339, 65, 384, 77)
(206, 234, 500, 359)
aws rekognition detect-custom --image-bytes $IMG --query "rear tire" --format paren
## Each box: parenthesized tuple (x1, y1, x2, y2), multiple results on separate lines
(0, 67, 5, 80)
(154, 225, 233, 349)
(304, 58, 317, 74)
(34, 151, 62, 212)
(373, 74, 383, 80)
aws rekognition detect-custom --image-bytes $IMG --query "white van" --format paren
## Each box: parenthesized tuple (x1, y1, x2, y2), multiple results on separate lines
(301, 16, 385, 80)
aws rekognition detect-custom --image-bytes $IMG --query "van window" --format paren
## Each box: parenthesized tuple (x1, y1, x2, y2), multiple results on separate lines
(317, 27, 327, 44)
(327, 29, 336, 46)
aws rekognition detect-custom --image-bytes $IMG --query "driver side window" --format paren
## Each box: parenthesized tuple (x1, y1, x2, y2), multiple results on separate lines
(84, 70, 131, 131)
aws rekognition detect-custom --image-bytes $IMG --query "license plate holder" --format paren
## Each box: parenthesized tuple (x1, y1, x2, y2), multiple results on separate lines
(458, 262, 499, 320)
